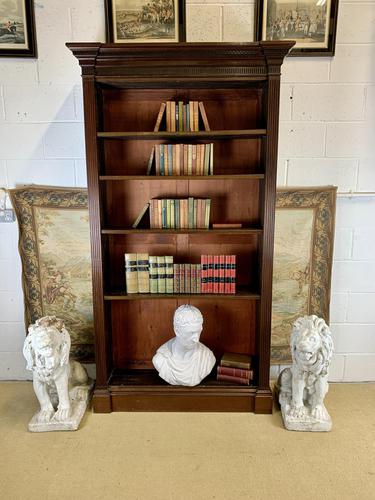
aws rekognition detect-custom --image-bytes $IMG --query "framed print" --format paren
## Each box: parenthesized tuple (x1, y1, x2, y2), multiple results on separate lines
(271, 187, 336, 364)
(9, 187, 94, 361)
(255, 0, 339, 56)
(0, 0, 37, 57)
(105, 0, 186, 43)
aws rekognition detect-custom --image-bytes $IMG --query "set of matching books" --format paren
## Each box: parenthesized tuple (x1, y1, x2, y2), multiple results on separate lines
(155, 101, 210, 132)
(151, 143, 214, 176)
(217, 353, 253, 385)
(174, 264, 201, 294)
(124, 253, 151, 294)
(149, 198, 211, 229)
(201, 255, 236, 294)
(125, 254, 174, 294)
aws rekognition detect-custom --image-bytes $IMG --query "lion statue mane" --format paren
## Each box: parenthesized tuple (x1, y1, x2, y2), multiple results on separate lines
(23, 316, 89, 425)
(277, 315, 334, 425)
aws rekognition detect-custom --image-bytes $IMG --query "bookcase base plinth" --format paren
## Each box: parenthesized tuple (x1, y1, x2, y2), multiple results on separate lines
(92, 388, 112, 413)
(92, 371, 273, 413)
(254, 388, 273, 414)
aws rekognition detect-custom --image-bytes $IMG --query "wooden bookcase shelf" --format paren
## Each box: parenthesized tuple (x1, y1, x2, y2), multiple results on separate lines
(99, 175, 265, 180)
(68, 41, 294, 414)
(104, 288, 261, 301)
(97, 130, 267, 140)
(101, 229, 263, 235)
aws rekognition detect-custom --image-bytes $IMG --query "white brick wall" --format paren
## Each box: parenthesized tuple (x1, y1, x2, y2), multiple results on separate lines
(0, 0, 374, 381)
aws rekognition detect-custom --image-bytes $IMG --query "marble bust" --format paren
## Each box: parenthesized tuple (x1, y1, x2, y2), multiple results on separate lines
(152, 304, 216, 386)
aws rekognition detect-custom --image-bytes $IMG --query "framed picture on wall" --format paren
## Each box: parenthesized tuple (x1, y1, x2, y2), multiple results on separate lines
(104, 0, 186, 43)
(255, 0, 339, 56)
(0, 0, 37, 57)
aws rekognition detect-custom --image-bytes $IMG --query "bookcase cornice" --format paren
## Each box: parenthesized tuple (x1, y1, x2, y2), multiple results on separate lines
(67, 42, 295, 79)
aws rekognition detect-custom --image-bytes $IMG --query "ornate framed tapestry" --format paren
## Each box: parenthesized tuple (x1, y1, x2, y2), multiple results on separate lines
(271, 187, 337, 364)
(9, 187, 94, 361)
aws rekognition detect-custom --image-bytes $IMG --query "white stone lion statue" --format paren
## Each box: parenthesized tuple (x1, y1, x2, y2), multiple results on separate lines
(276, 315, 334, 431)
(23, 316, 92, 432)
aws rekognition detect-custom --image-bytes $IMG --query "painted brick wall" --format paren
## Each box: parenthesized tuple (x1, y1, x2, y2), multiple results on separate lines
(0, 0, 374, 381)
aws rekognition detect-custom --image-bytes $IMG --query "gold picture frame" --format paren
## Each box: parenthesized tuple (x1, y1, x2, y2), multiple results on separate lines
(271, 186, 337, 364)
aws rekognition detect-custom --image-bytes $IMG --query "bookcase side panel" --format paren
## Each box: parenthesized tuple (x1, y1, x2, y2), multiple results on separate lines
(82, 76, 112, 387)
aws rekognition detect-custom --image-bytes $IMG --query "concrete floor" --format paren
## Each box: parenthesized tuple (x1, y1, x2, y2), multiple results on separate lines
(1, 382, 375, 500)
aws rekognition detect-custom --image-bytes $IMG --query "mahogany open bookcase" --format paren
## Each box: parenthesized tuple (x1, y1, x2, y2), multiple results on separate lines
(68, 41, 294, 413)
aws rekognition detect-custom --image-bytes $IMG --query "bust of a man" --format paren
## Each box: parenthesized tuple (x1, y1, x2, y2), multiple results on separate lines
(152, 304, 216, 386)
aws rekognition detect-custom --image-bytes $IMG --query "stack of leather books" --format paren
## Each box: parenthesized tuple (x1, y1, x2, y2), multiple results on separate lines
(217, 353, 253, 385)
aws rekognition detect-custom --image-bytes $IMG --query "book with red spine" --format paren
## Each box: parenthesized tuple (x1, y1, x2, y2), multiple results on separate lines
(219, 254, 225, 293)
(213, 255, 219, 294)
(230, 254, 236, 294)
(224, 255, 231, 294)
(201, 255, 208, 293)
(217, 374, 250, 385)
(208, 255, 214, 293)
(217, 366, 253, 380)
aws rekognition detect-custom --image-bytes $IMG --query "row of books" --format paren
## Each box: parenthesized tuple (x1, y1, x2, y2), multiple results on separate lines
(201, 255, 236, 294)
(154, 101, 210, 132)
(124, 254, 237, 295)
(217, 353, 253, 385)
(174, 264, 201, 294)
(148, 143, 214, 176)
(149, 198, 211, 229)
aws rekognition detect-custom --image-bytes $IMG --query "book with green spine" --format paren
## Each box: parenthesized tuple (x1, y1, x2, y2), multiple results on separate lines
(165, 256, 174, 293)
(157, 256, 166, 293)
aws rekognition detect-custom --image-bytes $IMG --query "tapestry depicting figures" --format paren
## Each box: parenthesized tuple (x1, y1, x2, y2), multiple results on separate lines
(9, 187, 94, 361)
(271, 187, 336, 363)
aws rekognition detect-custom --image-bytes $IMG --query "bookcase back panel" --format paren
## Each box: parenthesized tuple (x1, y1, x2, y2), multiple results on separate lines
(104, 179, 260, 228)
(100, 87, 264, 132)
(111, 299, 257, 369)
(102, 89, 178, 132)
(102, 139, 262, 176)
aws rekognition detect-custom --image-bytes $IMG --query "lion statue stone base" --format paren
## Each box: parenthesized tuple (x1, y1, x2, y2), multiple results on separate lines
(23, 316, 94, 432)
(275, 315, 334, 432)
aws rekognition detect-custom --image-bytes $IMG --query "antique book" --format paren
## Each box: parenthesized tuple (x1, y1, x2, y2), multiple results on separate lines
(124, 253, 138, 294)
(149, 256, 158, 294)
(137, 253, 150, 293)
(165, 256, 174, 293)
(132, 202, 150, 229)
(217, 366, 253, 379)
(220, 352, 252, 370)
(199, 101, 210, 131)
(157, 256, 166, 293)
(217, 374, 250, 385)
(154, 102, 166, 132)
